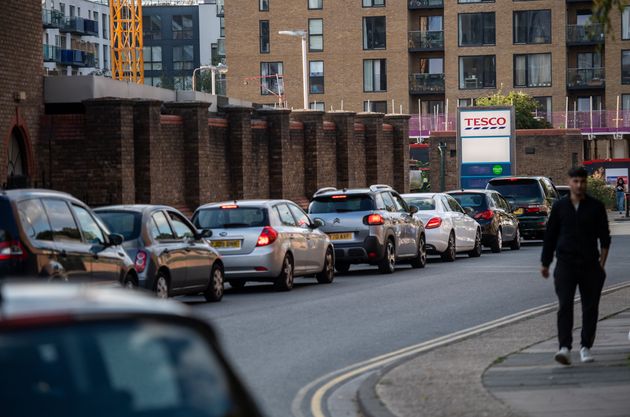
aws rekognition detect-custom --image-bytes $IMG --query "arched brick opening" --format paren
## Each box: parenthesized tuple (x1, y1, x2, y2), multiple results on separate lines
(3, 123, 34, 189)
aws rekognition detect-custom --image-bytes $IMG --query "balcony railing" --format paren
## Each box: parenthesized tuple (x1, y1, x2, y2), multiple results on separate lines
(408, 0, 443, 9)
(83, 19, 99, 36)
(567, 67, 605, 89)
(42, 9, 64, 28)
(408, 31, 444, 51)
(217, 0, 224, 16)
(566, 24, 604, 44)
(409, 73, 445, 94)
(59, 49, 96, 67)
(61, 17, 85, 34)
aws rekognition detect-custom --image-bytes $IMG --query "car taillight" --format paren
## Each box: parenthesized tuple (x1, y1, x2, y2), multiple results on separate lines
(0, 240, 26, 261)
(526, 205, 548, 215)
(256, 226, 278, 247)
(221, 204, 238, 209)
(425, 217, 442, 229)
(364, 214, 384, 225)
(474, 210, 494, 221)
(135, 250, 148, 273)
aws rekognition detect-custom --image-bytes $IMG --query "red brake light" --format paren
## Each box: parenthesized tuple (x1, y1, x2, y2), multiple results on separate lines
(474, 210, 494, 221)
(221, 204, 239, 209)
(256, 226, 278, 247)
(331, 195, 347, 199)
(365, 214, 384, 225)
(135, 250, 148, 273)
(526, 205, 548, 215)
(0, 241, 27, 261)
(425, 217, 443, 229)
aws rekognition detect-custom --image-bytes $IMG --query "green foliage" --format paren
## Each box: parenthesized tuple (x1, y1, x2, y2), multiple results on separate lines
(592, 0, 628, 34)
(588, 176, 616, 209)
(475, 90, 552, 130)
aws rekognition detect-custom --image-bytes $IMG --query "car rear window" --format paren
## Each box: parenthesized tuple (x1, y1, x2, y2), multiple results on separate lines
(403, 197, 435, 211)
(487, 179, 544, 205)
(194, 207, 269, 229)
(309, 195, 375, 213)
(450, 193, 488, 213)
(96, 211, 142, 241)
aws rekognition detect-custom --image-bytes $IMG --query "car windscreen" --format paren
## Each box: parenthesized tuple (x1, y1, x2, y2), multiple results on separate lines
(0, 199, 17, 245)
(450, 194, 488, 213)
(309, 195, 375, 213)
(0, 319, 257, 417)
(194, 207, 269, 229)
(95, 211, 142, 241)
(487, 179, 543, 205)
(403, 197, 435, 211)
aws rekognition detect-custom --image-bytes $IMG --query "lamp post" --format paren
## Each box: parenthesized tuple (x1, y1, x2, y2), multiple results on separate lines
(192, 63, 228, 95)
(279, 30, 308, 110)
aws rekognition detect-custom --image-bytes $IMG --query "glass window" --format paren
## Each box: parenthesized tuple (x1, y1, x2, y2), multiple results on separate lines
(513, 10, 551, 44)
(458, 12, 495, 46)
(533, 96, 552, 123)
(381, 192, 396, 212)
(363, 0, 385, 6)
(260, 0, 269, 11)
(143, 15, 161, 40)
(309, 194, 375, 213)
(391, 193, 409, 213)
(309, 0, 323, 9)
(260, 62, 283, 95)
(309, 60, 324, 94)
(403, 197, 435, 211)
(17, 199, 53, 241)
(364, 59, 387, 92)
(143, 46, 162, 71)
(167, 212, 195, 239)
(151, 212, 175, 240)
(622, 94, 630, 111)
(623, 51, 630, 84)
(172, 15, 193, 40)
(364, 100, 387, 112)
(309, 19, 323, 51)
(363, 16, 386, 50)
(41, 199, 81, 243)
(172, 45, 193, 70)
(309, 101, 325, 111)
(446, 196, 465, 213)
(220, 17, 224, 37)
(288, 204, 310, 228)
(96, 211, 142, 242)
(276, 204, 297, 226)
(193, 207, 269, 229)
(623, 7, 630, 40)
(459, 55, 495, 89)
(72, 205, 105, 245)
(260, 20, 270, 53)
(458, 98, 473, 107)
(514, 53, 551, 87)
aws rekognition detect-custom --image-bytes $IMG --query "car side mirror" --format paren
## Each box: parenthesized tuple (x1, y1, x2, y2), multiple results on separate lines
(197, 229, 213, 239)
(107, 233, 124, 247)
(409, 205, 419, 214)
(311, 218, 325, 229)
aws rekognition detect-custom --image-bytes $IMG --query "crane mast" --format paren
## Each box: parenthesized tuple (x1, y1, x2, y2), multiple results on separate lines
(110, 0, 144, 83)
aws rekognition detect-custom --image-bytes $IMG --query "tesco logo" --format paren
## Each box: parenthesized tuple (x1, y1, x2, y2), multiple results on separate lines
(464, 117, 507, 127)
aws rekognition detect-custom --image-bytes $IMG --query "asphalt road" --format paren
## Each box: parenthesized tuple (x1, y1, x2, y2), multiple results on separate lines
(185, 222, 630, 417)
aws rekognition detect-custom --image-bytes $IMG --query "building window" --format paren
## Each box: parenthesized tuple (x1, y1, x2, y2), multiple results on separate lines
(102, 14, 108, 38)
(143, 15, 161, 40)
(514, 53, 551, 87)
(513, 10, 551, 44)
(622, 94, 630, 111)
(363, 0, 385, 7)
(418, 57, 443, 74)
(174, 76, 192, 90)
(143, 46, 162, 71)
(363, 17, 386, 50)
(576, 96, 602, 112)
(364, 101, 387, 113)
(103, 45, 109, 70)
(261, 62, 283, 95)
(458, 13, 495, 46)
(173, 45, 194, 70)
(623, 7, 630, 39)
(458, 98, 473, 107)
(310, 102, 325, 111)
(309, 0, 323, 9)
(260, 20, 270, 53)
(59, 3, 65, 15)
(623, 50, 630, 84)
(458, 0, 493, 3)
(172, 15, 193, 40)
(309, 61, 324, 94)
(220, 17, 225, 37)
(309, 19, 323, 51)
(533, 96, 552, 123)
(364, 59, 387, 92)
(459, 55, 496, 89)
(260, 0, 269, 11)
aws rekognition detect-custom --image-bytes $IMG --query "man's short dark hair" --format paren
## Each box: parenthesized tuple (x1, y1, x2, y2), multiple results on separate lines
(568, 166, 588, 178)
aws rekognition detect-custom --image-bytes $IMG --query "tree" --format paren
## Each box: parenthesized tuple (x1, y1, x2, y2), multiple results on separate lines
(475, 89, 552, 129)
(592, 0, 628, 33)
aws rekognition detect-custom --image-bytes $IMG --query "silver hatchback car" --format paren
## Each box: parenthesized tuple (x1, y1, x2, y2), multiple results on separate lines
(192, 200, 335, 291)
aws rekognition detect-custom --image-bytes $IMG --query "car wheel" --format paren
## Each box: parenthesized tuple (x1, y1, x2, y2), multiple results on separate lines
(491, 228, 503, 253)
(440, 232, 456, 262)
(123, 274, 137, 289)
(154, 272, 170, 299)
(378, 239, 396, 274)
(410, 234, 427, 269)
(229, 280, 247, 290)
(510, 228, 521, 250)
(316, 247, 335, 284)
(274, 254, 294, 291)
(468, 229, 482, 258)
(204, 263, 224, 302)
(335, 262, 351, 274)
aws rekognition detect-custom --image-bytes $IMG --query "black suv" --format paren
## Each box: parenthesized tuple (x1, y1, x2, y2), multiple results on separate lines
(0, 189, 136, 284)
(486, 177, 559, 240)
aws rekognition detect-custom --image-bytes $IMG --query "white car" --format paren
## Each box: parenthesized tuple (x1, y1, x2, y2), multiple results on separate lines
(402, 193, 482, 262)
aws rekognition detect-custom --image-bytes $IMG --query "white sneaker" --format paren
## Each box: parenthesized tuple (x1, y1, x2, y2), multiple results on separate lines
(580, 347, 594, 363)
(554, 347, 571, 365)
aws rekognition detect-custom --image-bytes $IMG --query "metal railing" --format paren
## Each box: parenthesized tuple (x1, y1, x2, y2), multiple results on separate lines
(42, 9, 64, 28)
(409, 73, 445, 94)
(59, 50, 96, 67)
(60, 17, 86, 34)
(567, 67, 605, 88)
(408, 31, 444, 50)
(408, 0, 443, 9)
(83, 19, 99, 36)
(566, 24, 605, 44)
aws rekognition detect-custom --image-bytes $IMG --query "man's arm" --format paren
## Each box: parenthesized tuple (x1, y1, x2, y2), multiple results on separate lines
(541, 202, 561, 278)
(598, 202, 611, 268)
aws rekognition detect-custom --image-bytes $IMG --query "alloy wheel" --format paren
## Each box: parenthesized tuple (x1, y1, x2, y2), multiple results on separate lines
(213, 267, 224, 299)
(284, 257, 294, 287)
(156, 276, 169, 299)
(387, 242, 396, 270)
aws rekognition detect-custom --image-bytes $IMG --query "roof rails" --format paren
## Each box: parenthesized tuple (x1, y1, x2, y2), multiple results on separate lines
(369, 184, 393, 192)
(313, 187, 338, 197)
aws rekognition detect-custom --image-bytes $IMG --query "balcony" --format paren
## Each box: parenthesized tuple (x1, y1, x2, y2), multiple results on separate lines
(60, 17, 85, 34)
(566, 24, 604, 45)
(567, 67, 605, 89)
(408, 0, 443, 9)
(43, 45, 60, 62)
(59, 49, 96, 67)
(408, 31, 444, 51)
(217, 0, 224, 16)
(42, 9, 64, 28)
(83, 19, 99, 36)
(409, 73, 445, 95)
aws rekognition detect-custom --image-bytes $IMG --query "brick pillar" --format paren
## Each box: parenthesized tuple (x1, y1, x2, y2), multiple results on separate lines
(385, 114, 411, 193)
(83, 99, 135, 205)
(257, 108, 292, 199)
(223, 106, 255, 200)
(163, 102, 211, 209)
(326, 111, 356, 188)
(133, 100, 162, 204)
(356, 112, 387, 186)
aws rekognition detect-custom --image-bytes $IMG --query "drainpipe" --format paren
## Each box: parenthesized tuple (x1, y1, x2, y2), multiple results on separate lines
(438, 142, 447, 192)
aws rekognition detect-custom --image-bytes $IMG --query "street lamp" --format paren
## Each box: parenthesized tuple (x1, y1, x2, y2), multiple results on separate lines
(192, 63, 229, 95)
(278, 30, 308, 110)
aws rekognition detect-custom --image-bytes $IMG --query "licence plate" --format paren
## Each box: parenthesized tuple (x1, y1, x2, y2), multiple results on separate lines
(211, 240, 241, 249)
(328, 233, 353, 241)
(513, 208, 524, 216)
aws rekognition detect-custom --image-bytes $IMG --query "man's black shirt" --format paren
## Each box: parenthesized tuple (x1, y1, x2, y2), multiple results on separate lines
(541, 194, 611, 268)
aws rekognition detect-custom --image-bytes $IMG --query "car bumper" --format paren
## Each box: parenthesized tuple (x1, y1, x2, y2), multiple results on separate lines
(333, 236, 386, 264)
(220, 245, 285, 281)
(479, 222, 498, 245)
(518, 217, 547, 239)
(425, 227, 450, 254)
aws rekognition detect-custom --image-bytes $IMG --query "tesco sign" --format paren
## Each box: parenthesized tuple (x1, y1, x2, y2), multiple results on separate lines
(459, 109, 512, 137)
(463, 116, 507, 128)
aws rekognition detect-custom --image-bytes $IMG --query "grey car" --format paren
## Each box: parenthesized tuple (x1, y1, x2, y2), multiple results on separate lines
(94, 205, 224, 302)
(308, 185, 427, 274)
(192, 200, 335, 291)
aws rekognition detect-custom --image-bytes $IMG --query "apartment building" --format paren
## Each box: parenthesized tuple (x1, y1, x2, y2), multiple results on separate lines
(41, 0, 110, 76)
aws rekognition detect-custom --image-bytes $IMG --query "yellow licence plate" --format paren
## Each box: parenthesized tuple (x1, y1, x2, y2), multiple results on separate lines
(328, 233, 353, 241)
(211, 240, 241, 249)
(513, 208, 524, 216)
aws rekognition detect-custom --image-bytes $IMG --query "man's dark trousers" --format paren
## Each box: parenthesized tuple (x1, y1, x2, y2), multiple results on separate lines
(554, 260, 606, 350)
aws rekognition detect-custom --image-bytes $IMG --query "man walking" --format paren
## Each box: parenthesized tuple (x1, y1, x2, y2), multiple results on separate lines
(541, 167, 610, 365)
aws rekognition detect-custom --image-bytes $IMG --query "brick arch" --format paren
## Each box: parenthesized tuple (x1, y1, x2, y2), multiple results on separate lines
(3, 113, 35, 182)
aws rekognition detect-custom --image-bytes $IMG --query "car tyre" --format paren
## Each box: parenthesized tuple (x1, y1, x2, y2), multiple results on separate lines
(274, 254, 294, 291)
(490, 228, 503, 253)
(316, 247, 335, 284)
(468, 229, 482, 258)
(378, 239, 396, 274)
(410, 235, 427, 269)
(440, 232, 456, 262)
(123, 274, 137, 289)
(510, 228, 521, 250)
(154, 271, 170, 299)
(335, 262, 351, 274)
(204, 262, 224, 302)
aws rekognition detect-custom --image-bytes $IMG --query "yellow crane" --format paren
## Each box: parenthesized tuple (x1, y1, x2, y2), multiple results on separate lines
(110, 0, 144, 83)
